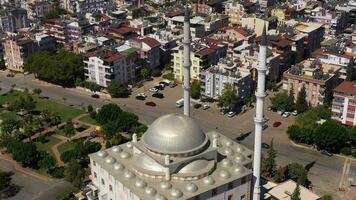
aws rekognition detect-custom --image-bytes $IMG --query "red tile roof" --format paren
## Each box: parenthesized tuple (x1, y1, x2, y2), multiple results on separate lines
(85, 50, 123, 62)
(335, 81, 356, 95)
(226, 26, 251, 37)
(141, 37, 161, 48)
(109, 27, 138, 34)
(195, 47, 216, 57)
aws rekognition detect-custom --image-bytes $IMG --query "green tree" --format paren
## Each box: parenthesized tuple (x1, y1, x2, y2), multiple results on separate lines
(270, 92, 294, 111)
(287, 163, 310, 187)
(87, 104, 94, 113)
(33, 88, 42, 96)
(140, 68, 149, 80)
(96, 104, 122, 125)
(295, 110, 319, 129)
(39, 155, 57, 173)
(63, 119, 75, 137)
(217, 83, 240, 110)
(314, 120, 348, 152)
(64, 160, 86, 188)
(291, 183, 301, 200)
(0, 118, 20, 134)
(349, 126, 356, 146)
(106, 80, 129, 98)
(296, 85, 308, 114)
(0, 59, 6, 70)
(320, 194, 333, 200)
(262, 139, 277, 177)
(312, 105, 331, 119)
(190, 80, 201, 99)
(274, 166, 287, 183)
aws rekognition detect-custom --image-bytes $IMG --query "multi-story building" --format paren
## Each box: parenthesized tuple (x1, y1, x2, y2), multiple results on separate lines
(22, 0, 54, 19)
(44, 18, 66, 43)
(66, 21, 95, 43)
(332, 81, 356, 126)
(35, 33, 56, 52)
(200, 57, 253, 100)
(168, 16, 206, 39)
(61, 0, 107, 14)
(88, 113, 253, 200)
(224, 26, 255, 43)
(173, 43, 219, 81)
(0, 8, 28, 33)
(2, 37, 37, 72)
(84, 48, 137, 87)
(127, 37, 161, 70)
(282, 59, 341, 107)
(240, 16, 277, 36)
(293, 22, 325, 57)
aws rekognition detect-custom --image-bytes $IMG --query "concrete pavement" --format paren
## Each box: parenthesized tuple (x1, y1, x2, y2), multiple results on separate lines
(0, 71, 355, 199)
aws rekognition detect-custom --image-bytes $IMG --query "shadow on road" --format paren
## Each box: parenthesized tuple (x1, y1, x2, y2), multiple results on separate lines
(236, 131, 252, 141)
(0, 171, 22, 199)
(305, 160, 317, 172)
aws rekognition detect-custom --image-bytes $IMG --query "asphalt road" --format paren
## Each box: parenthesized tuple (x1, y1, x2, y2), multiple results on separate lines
(0, 72, 355, 199)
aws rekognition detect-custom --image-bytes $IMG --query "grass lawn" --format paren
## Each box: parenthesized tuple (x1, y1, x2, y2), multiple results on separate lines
(79, 114, 97, 125)
(35, 136, 61, 156)
(0, 91, 84, 122)
(0, 111, 18, 121)
(58, 142, 76, 154)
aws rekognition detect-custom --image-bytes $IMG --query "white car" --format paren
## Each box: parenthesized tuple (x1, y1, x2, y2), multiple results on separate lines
(227, 111, 236, 117)
(282, 112, 290, 118)
(292, 110, 298, 116)
(202, 104, 210, 110)
(149, 88, 159, 93)
(137, 93, 146, 98)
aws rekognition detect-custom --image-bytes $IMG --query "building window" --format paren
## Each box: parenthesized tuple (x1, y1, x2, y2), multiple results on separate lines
(212, 189, 217, 196)
(228, 182, 233, 189)
(94, 172, 97, 178)
(228, 195, 233, 200)
(109, 185, 112, 191)
(241, 194, 246, 200)
(241, 177, 247, 184)
(101, 178, 105, 185)
(93, 161, 96, 166)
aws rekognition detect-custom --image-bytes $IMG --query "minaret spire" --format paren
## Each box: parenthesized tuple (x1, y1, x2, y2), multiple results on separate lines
(253, 23, 267, 200)
(183, 4, 191, 117)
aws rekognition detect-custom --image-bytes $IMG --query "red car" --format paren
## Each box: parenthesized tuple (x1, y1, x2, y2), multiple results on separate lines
(273, 121, 282, 127)
(145, 101, 156, 107)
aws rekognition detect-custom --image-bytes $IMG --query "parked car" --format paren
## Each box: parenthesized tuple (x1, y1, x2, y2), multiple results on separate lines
(320, 150, 333, 157)
(267, 106, 272, 111)
(282, 112, 290, 118)
(91, 94, 100, 98)
(136, 82, 144, 88)
(273, 121, 282, 127)
(170, 82, 177, 88)
(194, 103, 202, 109)
(292, 110, 298, 116)
(263, 124, 268, 130)
(220, 109, 228, 115)
(145, 101, 156, 107)
(137, 93, 146, 98)
(152, 92, 164, 99)
(227, 111, 236, 117)
(277, 110, 283, 115)
(202, 104, 210, 110)
(159, 81, 169, 86)
(6, 73, 14, 77)
(136, 95, 145, 100)
(149, 88, 159, 93)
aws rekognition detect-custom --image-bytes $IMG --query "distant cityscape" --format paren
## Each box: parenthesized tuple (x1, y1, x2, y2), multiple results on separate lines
(0, 0, 355, 200)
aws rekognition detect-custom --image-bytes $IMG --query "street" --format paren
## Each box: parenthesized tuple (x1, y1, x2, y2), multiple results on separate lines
(0, 72, 355, 199)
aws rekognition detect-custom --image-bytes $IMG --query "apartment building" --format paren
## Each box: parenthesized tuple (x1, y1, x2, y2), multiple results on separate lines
(0, 8, 28, 33)
(294, 22, 325, 57)
(127, 37, 161, 69)
(84, 49, 137, 87)
(44, 18, 66, 43)
(200, 57, 253, 100)
(332, 81, 356, 126)
(22, 0, 54, 19)
(2, 37, 37, 71)
(282, 59, 341, 106)
(61, 0, 107, 14)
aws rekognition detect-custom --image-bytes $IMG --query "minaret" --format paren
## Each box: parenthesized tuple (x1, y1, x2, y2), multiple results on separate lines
(253, 24, 267, 200)
(183, 5, 191, 117)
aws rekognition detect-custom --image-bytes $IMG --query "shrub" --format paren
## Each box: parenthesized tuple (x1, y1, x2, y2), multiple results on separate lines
(162, 72, 174, 80)
(151, 68, 162, 77)
(50, 167, 64, 178)
(60, 150, 78, 163)
(340, 147, 352, 155)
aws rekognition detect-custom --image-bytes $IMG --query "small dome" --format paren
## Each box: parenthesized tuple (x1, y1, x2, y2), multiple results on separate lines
(222, 147, 234, 156)
(155, 194, 167, 200)
(142, 114, 207, 154)
(120, 151, 131, 159)
(124, 171, 135, 179)
(236, 145, 245, 152)
(219, 169, 231, 179)
(178, 159, 209, 174)
(170, 189, 183, 198)
(97, 151, 107, 157)
(185, 182, 198, 192)
(203, 176, 215, 185)
(222, 158, 233, 167)
(136, 154, 164, 172)
(234, 153, 245, 162)
(225, 141, 233, 147)
(145, 187, 157, 196)
(126, 142, 133, 148)
(112, 146, 122, 152)
(160, 181, 172, 190)
(105, 156, 116, 164)
(113, 163, 125, 171)
(135, 179, 147, 188)
(233, 166, 245, 174)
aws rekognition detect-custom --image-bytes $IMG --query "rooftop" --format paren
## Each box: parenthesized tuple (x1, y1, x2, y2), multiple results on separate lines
(268, 180, 320, 200)
(334, 81, 356, 96)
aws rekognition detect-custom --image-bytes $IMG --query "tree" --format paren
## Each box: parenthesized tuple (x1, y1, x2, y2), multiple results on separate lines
(262, 139, 277, 177)
(320, 194, 333, 200)
(287, 163, 310, 187)
(314, 120, 348, 152)
(190, 80, 201, 99)
(39, 155, 57, 173)
(349, 126, 356, 146)
(63, 119, 75, 137)
(312, 105, 331, 119)
(106, 80, 129, 98)
(0, 59, 6, 70)
(33, 88, 42, 96)
(11, 142, 40, 167)
(291, 183, 301, 200)
(152, 68, 162, 77)
(295, 110, 319, 129)
(296, 85, 308, 114)
(217, 83, 240, 110)
(0, 118, 20, 134)
(96, 104, 122, 125)
(140, 68, 149, 80)
(87, 104, 94, 113)
(270, 92, 294, 111)
(64, 160, 86, 188)
(274, 166, 288, 183)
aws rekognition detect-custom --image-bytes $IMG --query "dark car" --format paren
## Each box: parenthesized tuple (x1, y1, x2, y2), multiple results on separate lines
(170, 82, 177, 88)
(154, 85, 164, 90)
(135, 95, 145, 100)
(194, 103, 202, 109)
(6, 73, 14, 77)
(91, 94, 100, 98)
(273, 121, 281, 127)
(145, 101, 156, 107)
(152, 92, 164, 99)
(159, 81, 169, 86)
(136, 82, 144, 88)
(320, 150, 333, 157)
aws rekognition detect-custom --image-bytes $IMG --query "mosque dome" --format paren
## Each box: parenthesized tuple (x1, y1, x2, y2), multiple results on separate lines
(142, 114, 208, 155)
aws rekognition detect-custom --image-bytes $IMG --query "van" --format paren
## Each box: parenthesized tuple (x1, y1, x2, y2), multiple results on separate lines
(176, 98, 184, 107)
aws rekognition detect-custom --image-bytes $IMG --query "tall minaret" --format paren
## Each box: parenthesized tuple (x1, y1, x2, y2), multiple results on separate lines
(183, 5, 191, 117)
(253, 24, 267, 200)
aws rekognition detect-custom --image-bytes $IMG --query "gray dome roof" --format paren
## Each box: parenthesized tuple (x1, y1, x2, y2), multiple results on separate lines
(142, 114, 207, 154)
